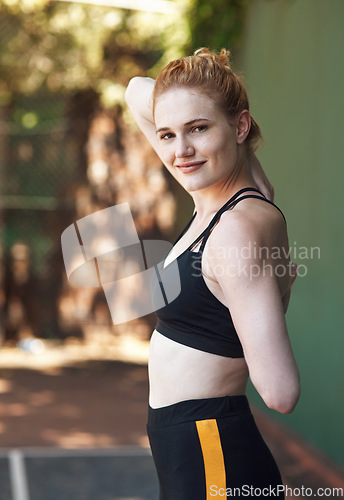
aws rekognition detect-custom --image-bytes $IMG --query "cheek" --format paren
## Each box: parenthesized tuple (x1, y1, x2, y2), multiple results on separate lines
(200, 129, 232, 152)
(159, 149, 176, 175)
(157, 144, 173, 166)
(213, 133, 237, 157)
(201, 137, 228, 162)
(206, 135, 238, 173)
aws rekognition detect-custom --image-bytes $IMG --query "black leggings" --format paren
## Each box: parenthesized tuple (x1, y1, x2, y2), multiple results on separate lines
(147, 395, 284, 499)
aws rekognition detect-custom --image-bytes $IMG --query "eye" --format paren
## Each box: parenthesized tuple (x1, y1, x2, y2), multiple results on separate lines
(192, 125, 207, 133)
(159, 132, 174, 141)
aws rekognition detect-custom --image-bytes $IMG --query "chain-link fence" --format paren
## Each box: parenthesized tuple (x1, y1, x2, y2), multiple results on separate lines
(1, 89, 83, 343)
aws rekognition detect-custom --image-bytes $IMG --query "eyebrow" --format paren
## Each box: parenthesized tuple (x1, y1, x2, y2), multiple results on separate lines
(156, 118, 210, 134)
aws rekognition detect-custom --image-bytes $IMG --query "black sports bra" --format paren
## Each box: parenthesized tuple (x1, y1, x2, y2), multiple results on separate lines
(150, 187, 286, 358)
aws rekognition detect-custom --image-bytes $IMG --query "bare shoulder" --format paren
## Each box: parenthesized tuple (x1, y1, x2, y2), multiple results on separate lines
(210, 196, 288, 252)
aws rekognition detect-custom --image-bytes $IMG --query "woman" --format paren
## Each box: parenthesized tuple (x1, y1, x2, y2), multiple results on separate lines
(125, 48, 300, 499)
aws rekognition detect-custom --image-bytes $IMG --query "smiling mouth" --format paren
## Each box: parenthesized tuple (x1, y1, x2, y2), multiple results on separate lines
(175, 161, 206, 173)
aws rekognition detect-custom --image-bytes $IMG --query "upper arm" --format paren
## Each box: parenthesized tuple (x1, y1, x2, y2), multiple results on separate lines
(125, 77, 161, 155)
(208, 210, 300, 412)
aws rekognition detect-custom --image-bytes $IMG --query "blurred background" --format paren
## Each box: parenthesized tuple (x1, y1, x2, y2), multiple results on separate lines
(0, 0, 343, 498)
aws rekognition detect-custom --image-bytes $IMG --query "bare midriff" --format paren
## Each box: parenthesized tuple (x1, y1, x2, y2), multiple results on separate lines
(148, 329, 249, 409)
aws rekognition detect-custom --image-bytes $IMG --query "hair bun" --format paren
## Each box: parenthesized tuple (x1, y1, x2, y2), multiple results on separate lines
(193, 47, 231, 68)
(193, 47, 210, 57)
(219, 48, 231, 66)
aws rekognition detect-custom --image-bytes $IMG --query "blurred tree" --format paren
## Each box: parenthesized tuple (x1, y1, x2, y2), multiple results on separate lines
(188, 0, 251, 52)
(0, 0, 191, 103)
(0, 0, 192, 342)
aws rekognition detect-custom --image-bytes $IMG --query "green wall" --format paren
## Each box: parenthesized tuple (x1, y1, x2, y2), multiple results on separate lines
(241, 0, 344, 465)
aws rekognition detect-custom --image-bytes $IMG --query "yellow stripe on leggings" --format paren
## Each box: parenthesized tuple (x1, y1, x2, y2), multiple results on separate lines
(196, 419, 226, 498)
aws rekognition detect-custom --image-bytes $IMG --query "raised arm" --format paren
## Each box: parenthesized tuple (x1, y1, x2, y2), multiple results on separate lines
(125, 77, 160, 152)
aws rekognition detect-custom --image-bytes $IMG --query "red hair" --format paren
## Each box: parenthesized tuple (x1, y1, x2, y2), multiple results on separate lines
(153, 48, 262, 154)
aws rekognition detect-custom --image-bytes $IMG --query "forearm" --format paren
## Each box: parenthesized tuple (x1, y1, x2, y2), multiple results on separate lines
(239, 296, 300, 414)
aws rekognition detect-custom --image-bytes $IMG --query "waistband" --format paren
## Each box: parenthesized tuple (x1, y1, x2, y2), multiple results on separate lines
(147, 395, 251, 428)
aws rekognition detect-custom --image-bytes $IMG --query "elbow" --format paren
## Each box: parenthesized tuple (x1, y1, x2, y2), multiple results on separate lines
(263, 385, 300, 414)
(124, 78, 135, 106)
(266, 399, 298, 415)
(125, 77, 142, 106)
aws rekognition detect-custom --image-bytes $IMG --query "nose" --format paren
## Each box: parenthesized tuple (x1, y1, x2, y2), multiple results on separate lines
(175, 136, 194, 159)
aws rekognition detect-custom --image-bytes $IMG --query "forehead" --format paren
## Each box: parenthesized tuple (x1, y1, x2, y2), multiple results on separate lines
(154, 87, 223, 126)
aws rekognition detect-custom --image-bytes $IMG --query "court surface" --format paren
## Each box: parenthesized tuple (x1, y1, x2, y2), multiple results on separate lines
(0, 446, 159, 500)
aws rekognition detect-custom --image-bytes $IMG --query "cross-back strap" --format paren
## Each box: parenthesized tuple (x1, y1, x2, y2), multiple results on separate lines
(190, 188, 266, 252)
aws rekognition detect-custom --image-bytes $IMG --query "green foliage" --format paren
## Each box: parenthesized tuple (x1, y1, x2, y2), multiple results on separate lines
(0, 1, 191, 107)
(188, 0, 251, 52)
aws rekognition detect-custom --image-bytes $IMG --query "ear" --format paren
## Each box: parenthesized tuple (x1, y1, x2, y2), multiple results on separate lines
(236, 110, 251, 144)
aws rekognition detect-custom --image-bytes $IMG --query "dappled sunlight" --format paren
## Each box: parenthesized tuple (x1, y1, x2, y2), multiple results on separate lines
(41, 429, 119, 448)
(0, 359, 150, 448)
(0, 378, 13, 393)
(0, 402, 28, 417)
(0, 327, 150, 371)
(29, 390, 55, 406)
(137, 433, 150, 448)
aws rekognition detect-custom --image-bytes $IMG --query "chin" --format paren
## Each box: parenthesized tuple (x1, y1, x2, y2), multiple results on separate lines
(182, 178, 217, 193)
(180, 181, 205, 193)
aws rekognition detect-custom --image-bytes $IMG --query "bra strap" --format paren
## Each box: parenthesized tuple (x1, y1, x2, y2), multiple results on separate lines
(172, 212, 197, 246)
(187, 188, 265, 252)
(188, 188, 264, 251)
(198, 190, 286, 252)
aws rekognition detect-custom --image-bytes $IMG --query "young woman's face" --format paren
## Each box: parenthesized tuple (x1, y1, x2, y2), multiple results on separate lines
(154, 87, 243, 194)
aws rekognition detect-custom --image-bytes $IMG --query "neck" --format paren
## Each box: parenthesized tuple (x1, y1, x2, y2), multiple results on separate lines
(190, 155, 258, 220)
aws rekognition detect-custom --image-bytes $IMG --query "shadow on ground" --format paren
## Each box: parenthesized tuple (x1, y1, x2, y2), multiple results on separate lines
(0, 360, 149, 448)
